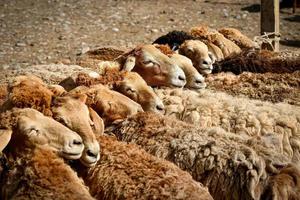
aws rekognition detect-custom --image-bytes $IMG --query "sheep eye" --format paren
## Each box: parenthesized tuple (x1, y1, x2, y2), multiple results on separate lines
(126, 87, 136, 93)
(143, 60, 154, 67)
(28, 128, 39, 136)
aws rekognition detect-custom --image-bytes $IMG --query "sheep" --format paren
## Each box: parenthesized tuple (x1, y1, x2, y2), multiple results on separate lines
(218, 27, 256, 49)
(0, 63, 97, 85)
(77, 44, 187, 87)
(178, 40, 214, 75)
(59, 70, 165, 113)
(190, 25, 242, 58)
(154, 88, 300, 164)
(76, 46, 127, 70)
(154, 44, 206, 89)
(0, 108, 94, 200)
(206, 71, 300, 106)
(212, 49, 300, 74)
(73, 134, 213, 200)
(107, 112, 299, 200)
(69, 85, 143, 125)
(153, 31, 215, 75)
(3, 75, 103, 167)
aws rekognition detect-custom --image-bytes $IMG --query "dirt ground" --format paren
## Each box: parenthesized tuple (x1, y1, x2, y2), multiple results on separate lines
(0, 0, 299, 68)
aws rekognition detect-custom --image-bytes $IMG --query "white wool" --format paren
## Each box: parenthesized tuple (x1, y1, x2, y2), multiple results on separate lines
(155, 88, 300, 164)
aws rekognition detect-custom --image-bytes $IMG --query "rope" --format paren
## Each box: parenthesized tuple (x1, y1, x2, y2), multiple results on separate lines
(253, 32, 281, 51)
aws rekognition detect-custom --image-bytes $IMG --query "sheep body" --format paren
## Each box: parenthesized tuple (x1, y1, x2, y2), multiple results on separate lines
(154, 88, 300, 164)
(212, 49, 300, 74)
(108, 112, 297, 200)
(1, 147, 94, 200)
(76, 135, 213, 200)
(218, 27, 256, 49)
(206, 71, 300, 106)
(0, 64, 96, 85)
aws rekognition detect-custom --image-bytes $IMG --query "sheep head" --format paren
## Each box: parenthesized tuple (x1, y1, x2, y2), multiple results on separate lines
(179, 40, 214, 75)
(0, 108, 84, 160)
(51, 94, 103, 167)
(169, 54, 206, 89)
(118, 44, 187, 87)
(70, 85, 143, 125)
(114, 72, 165, 113)
(6, 75, 103, 167)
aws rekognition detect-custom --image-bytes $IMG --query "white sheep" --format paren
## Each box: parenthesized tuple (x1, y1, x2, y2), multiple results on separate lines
(154, 88, 300, 164)
(107, 112, 299, 200)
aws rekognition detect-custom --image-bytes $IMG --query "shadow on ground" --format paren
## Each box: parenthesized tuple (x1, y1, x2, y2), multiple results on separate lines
(280, 40, 300, 48)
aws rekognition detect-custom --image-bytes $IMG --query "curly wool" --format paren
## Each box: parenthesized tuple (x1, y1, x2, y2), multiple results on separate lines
(74, 135, 213, 200)
(0, 64, 95, 85)
(154, 88, 300, 164)
(206, 71, 300, 105)
(212, 49, 300, 74)
(108, 112, 295, 200)
(1, 147, 93, 200)
(76, 47, 126, 70)
(152, 30, 195, 50)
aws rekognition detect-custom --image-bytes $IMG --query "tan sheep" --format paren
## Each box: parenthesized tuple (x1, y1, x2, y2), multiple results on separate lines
(190, 25, 242, 58)
(77, 45, 187, 87)
(154, 88, 300, 164)
(69, 85, 143, 125)
(59, 70, 165, 113)
(218, 27, 256, 49)
(107, 112, 298, 200)
(178, 40, 214, 75)
(0, 108, 93, 200)
(206, 71, 300, 106)
(74, 135, 213, 200)
(3, 75, 103, 167)
(154, 44, 206, 89)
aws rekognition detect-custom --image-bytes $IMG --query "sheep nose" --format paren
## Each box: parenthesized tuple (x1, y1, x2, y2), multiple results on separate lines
(178, 75, 186, 81)
(196, 79, 204, 84)
(156, 104, 164, 111)
(203, 60, 209, 65)
(86, 149, 98, 158)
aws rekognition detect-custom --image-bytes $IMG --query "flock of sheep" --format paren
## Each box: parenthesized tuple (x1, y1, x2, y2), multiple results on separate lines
(0, 24, 300, 200)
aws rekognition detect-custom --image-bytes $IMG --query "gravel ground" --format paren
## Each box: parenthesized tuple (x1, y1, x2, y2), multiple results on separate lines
(0, 0, 299, 68)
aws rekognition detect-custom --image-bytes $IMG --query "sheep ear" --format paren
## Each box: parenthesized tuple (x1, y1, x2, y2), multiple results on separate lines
(208, 52, 216, 63)
(88, 107, 104, 135)
(0, 129, 12, 152)
(122, 56, 136, 71)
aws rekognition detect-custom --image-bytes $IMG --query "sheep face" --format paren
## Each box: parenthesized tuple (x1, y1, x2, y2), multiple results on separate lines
(70, 85, 143, 124)
(123, 45, 187, 87)
(170, 54, 206, 89)
(115, 72, 165, 113)
(179, 40, 214, 75)
(1, 108, 84, 159)
(51, 94, 102, 167)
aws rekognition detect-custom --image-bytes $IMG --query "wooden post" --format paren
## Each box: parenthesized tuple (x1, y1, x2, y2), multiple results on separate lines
(261, 0, 280, 51)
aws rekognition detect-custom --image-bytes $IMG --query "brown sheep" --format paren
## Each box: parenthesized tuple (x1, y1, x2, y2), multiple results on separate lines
(74, 135, 213, 200)
(190, 25, 242, 58)
(218, 27, 256, 49)
(69, 85, 143, 125)
(2, 75, 103, 167)
(154, 44, 206, 89)
(212, 49, 300, 74)
(0, 108, 93, 200)
(59, 70, 165, 113)
(107, 112, 299, 200)
(206, 71, 300, 106)
(77, 45, 187, 87)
